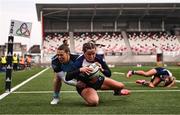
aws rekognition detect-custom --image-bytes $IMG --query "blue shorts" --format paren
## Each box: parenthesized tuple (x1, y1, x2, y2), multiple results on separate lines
(76, 75, 105, 95)
(154, 67, 172, 81)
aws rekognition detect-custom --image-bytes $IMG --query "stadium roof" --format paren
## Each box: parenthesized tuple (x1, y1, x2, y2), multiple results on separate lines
(36, 0, 180, 4)
(36, 1, 180, 21)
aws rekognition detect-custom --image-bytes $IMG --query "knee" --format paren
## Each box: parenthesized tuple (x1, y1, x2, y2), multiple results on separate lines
(81, 88, 99, 106)
(121, 83, 125, 88)
(85, 94, 99, 106)
(86, 98, 99, 106)
(144, 73, 149, 76)
(149, 83, 155, 88)
(118, 83, 125, 89)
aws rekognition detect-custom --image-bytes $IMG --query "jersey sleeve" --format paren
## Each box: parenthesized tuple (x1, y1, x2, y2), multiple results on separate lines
(65, 68, 80, 81)
(65, 55, 83, 81)
(96, 55, 111, 77)
(51, 57, 62, 73)
(73, 55, 84, 68)
(70, 54, 79, 62)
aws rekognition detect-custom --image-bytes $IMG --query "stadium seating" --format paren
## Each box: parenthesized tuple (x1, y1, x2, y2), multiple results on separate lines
(128, 32, 180, 55)
(44, 32, 69, 54)
(74, 32, 127, 55)
(43, 32, 180, 56)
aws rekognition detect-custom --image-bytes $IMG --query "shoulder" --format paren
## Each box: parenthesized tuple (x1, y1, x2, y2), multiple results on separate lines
(70, 53, 80, 61)
(51, 55, 58, 62)
(73, 54, 84, 66)
(76, 54, 84, 61)
(51, 55, 61, 67)
(51, 56, 62, 72)
(51, 55, 57, 60)
(95, 54, 105, 62)
(96, 54, 103, 59)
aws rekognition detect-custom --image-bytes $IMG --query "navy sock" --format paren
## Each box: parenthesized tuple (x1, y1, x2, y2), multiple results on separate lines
(113, 89, 121, 95)
(132, 70, 135, 74)
(53, 92, 60, 98)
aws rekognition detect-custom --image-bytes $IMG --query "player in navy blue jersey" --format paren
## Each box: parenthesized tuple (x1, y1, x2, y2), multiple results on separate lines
(66, 42, 130, 106)
(127, 67, 176, 88)
(50, 44, 78, 105)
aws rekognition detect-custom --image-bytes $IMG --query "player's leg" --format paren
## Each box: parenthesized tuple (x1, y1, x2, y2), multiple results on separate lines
(51, 71, 77, 105)
(136, 75, 161, 88)
(81, 88, 99, 106)
(50, 73, 62, 105)
(149, 76, 161, 88)
(76, 81, 99, 106)
(127, 68, 157, 78)
(101, 77, 130, 95)
(136, 79, 150, 86)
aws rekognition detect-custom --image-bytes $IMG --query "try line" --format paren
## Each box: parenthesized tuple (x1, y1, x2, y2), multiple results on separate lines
(0, 67, 49, 101)
(12, 89, 180, 94)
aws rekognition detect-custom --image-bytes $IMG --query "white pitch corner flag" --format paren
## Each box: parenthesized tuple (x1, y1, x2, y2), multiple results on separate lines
(9, 19, 32, 38)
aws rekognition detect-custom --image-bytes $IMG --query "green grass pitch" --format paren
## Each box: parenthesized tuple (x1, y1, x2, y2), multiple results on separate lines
(0, 66, 180, 114)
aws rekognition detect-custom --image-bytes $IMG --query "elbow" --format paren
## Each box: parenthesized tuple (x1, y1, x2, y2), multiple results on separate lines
(107, 74, 111, 78)
(106, 71, 112, 78)
(109, 71, 112, 77)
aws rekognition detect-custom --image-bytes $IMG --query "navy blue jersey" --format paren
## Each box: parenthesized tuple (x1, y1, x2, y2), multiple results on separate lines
(51, 54, 79, 73)
(65, 54, 111, 84)
(74, 54, 111, 77)
(65, 54, 111, 82)
(154, 67, 172, 78)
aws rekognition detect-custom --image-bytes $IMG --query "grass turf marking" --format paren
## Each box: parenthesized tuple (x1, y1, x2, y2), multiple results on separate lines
(0, 68, 49, 100)
(12, 89, 180, 94)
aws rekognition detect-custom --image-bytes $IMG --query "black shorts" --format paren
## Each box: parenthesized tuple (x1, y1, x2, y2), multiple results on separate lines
(76, 75, 105, 95)
(150, 74, 171, 82)
(150, 75, 175, 87)
(150, 75, 167, 82)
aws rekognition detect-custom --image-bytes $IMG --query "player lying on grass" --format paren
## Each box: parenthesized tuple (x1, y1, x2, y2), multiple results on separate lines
(127, 67, 176, 88)
(50, 44, 78, 105)
(65, 42, 130, 106)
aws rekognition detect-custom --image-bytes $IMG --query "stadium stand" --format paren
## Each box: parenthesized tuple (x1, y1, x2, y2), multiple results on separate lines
(43, 32, 179, 55)
(36, 3, 180, 64)
(128, 32, 180, 55)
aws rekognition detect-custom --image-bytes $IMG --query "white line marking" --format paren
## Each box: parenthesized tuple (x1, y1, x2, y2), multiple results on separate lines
(1, 70, 180, 98)
(132, 90, 180, 92)
(0, 67, 49, 100)
(123, 82, 136, 83)
(12, 89, 180, 94)
(13, 91, 54, 94)
(113, 72, 125, 75)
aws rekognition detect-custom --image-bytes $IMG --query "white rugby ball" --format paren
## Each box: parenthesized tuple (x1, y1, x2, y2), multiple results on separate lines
(87, 63, 100, 79)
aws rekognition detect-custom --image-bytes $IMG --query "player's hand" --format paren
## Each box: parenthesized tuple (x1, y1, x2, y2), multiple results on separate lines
(95, 62, 104, 72)
(80, 66, 93, 75)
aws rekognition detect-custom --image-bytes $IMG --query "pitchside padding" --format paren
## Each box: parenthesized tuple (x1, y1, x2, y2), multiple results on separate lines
(5, 36, 14, 92)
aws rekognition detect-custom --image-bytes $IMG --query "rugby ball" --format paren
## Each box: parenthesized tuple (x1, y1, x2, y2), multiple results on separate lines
(87, 63, 100, 79)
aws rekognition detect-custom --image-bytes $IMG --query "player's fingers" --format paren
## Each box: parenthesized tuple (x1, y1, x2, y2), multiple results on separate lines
(96, 62, 102, 68)
(99, 67, 104, 72)
(86, 68, 93, 73)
